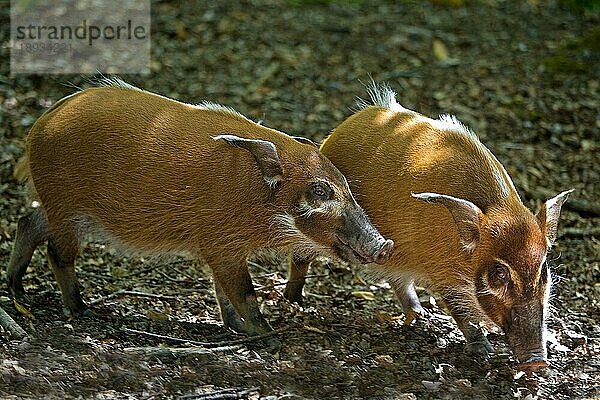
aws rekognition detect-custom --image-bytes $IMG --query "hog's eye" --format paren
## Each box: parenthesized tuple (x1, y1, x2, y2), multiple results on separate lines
(309, 181, 333, 201)
(489, 263, 510, 288)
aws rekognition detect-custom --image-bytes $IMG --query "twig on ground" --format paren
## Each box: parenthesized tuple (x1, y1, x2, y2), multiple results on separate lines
(178, 387, 260, 400)
(124, 344, 241, 357)
(122, 264, 159, 278)
(111, 290, 177, 300)
(88, 289, 177, 305)
(157, 269, 189, 283)
(82, 272, 113, 281)
(253, 271, 280, 279)
(122, 325, 290, 347)
(559, 227, 600, 238)
(305, 292, 332, 299)
(88, 291, 121, 305)
(247, 260, 271, 273)
(254, 274, 329, 292)
(0, 306, 27, 339)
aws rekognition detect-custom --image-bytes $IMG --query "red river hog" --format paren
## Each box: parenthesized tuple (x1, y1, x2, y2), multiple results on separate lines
(284, 83, 572, 369)
(7, 79, 394, 345)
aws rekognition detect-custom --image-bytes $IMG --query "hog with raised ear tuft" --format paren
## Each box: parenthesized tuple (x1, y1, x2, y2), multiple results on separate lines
(284, 82, 572, 369)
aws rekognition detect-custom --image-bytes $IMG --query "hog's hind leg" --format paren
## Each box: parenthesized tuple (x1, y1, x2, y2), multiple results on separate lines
(7, 208, 49, 302)
(46, 227, 90, 317)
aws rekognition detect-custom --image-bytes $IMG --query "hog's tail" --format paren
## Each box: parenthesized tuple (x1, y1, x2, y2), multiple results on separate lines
(14, 153, 31, 183)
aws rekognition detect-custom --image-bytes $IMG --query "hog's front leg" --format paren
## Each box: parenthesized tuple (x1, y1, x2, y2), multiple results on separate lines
(392, 280, 425, 325)
(442, 290, 494, 359)
(283, 254, 311, 305)
(214, 280, 244, 333)
(209, 256, 281, 349)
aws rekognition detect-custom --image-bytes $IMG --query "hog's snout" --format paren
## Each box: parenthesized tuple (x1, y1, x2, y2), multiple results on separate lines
(333, 205, 394, 265)
(373, 239, 394, 264)
(334, 233, 394, 266)
(506, 302, 549, 371)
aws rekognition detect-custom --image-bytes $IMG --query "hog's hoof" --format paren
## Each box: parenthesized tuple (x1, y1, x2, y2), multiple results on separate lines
(257, 335, 282, 353)
(63, 306, 94, 318)
(222, 316, 245, 334)
(466, 338, 494, 359)
(283, 286, 304, 306)
(246, 336, 282, 353)
(10, 292, 32, 308)
(403, 306, 425, 326)
(517, 354, 549, 372)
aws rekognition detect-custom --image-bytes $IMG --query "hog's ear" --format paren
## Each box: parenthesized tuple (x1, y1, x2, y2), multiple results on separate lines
(292, 136, 318, 148)
(536, 189, 574, 245)
(412, 192, 482, 254)
(213, 134, 283, 187)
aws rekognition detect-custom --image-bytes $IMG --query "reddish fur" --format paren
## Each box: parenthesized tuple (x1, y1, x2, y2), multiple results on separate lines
(320, 107, 541, 303)
(10, 81, 393, 341)
(23, 85, 337, 259)
(319, 100, 569, 367)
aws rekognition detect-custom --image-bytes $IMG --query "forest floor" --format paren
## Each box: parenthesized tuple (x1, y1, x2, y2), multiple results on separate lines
(0, 1, 599, 399)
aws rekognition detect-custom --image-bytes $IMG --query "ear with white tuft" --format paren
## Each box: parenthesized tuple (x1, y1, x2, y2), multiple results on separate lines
(213, 134, 283, 188)
(536, 189, 574, 246)
(412, 192, 483, 254)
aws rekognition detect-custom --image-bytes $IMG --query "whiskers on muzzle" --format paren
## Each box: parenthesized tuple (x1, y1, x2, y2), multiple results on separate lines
(269, 213, 329, 259)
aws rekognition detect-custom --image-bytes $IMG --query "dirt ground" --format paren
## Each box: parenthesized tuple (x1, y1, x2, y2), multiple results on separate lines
(0, 1, 599, 399)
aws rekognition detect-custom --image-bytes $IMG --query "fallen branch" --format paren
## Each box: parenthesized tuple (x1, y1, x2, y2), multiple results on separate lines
(305, 292, 332, 299)
(559, 227, 600, 238)
(122, 325, 289, 347)
(0, 306, 27, 339)
(88, 291, 121, 305)
(179, 387, 259, 400)
(254, 273, 329, 292)
(119, 290, 177, 300)
(247, 260, 271, 273)
(123, 344, 240, 357)
(88, 289, 177, 305)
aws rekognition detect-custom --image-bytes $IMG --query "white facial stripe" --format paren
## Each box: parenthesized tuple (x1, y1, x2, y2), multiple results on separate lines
(494, 258, 510, 267)
(297, 200, 343, 218)
(297, 203, 326, 218)
(270, 213, 326, 258)
(537, 255, 552, 332)
(540, 255, 547, 269)
(342, 179, 360, 207)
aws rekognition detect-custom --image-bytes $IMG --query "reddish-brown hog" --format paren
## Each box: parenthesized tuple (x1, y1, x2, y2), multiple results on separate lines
(284, 83, 571, 369)
(7, 79, 393, 346)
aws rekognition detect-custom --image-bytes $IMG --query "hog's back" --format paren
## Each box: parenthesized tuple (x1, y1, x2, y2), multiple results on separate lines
(320, 107, 520, 281)
(26, 87, 280, 253)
